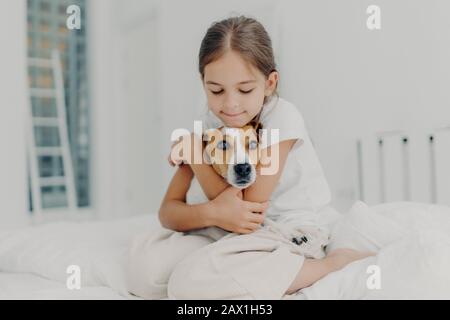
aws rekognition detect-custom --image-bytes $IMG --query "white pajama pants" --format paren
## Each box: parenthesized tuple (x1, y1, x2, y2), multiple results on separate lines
(126, 225, 306, 300)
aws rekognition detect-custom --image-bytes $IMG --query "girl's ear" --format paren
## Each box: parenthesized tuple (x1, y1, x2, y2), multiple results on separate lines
(265, 71, 279, 96)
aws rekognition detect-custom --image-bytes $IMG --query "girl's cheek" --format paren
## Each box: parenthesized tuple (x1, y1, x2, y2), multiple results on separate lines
(207, 93, 219, 103)
(207, 100, 222, 113)
(245, 93, 262, 108)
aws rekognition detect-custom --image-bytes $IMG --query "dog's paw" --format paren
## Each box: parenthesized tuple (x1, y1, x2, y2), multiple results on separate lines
(289, 225, 330, 259)
(291, 235, 309, 245)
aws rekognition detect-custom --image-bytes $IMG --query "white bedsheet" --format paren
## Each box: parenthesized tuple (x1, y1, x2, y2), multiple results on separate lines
(1, 202, 450, 300)
(0, 272, 129, 299)
(296, 201, 450, 299)
(0, 214, 159, 299)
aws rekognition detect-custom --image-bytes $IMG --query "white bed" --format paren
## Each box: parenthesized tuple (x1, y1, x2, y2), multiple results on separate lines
(0, 214, 159, 300)
(1, 201, 450, 300)
(0, 272, 128, 300)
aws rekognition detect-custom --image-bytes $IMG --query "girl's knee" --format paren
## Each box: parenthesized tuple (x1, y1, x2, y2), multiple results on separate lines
(126, 230, 178, 298)
(126, 239, 172, 299)
(167, 255, 209, 299)
(126, 230, 214, 299)
(167, 262, 191, 299)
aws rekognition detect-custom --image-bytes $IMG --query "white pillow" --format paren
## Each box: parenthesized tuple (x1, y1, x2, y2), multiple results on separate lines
(0, 214, 160, 297)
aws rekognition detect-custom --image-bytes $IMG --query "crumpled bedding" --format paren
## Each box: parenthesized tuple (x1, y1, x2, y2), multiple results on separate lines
(297, 201, 450, 299)
(0, 214, 159, 299)
(1, 201, 450, 299)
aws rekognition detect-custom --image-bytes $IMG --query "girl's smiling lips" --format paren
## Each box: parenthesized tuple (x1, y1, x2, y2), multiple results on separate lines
(221, 111, 246, 117)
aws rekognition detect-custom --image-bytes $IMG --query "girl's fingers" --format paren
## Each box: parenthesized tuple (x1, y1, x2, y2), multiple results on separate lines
(238, 228, 253, 234)
(227, 186, 242, 194)
(168, 156, 182, 166)
(245, 201, 269, 213)
(171, 137, 182, 147)
(168, 138, 183, 166)
(246, 222, 261, 231)
(168, 153, 184, 166)
(248, 213, 265, 224)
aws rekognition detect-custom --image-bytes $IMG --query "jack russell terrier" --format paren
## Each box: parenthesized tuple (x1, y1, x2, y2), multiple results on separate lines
(202, 121, 262, 189)
(186, 120, 329, 259)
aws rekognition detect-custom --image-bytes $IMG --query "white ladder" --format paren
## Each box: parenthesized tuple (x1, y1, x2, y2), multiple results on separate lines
(26, 49, 77, 219)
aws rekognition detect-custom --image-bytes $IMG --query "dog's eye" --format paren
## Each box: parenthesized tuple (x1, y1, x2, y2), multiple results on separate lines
(249, 141, 258, 150)
(217, 140, 229, 150)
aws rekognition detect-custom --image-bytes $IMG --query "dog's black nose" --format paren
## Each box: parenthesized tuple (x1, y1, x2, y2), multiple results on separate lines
(234, 163, 251, 176)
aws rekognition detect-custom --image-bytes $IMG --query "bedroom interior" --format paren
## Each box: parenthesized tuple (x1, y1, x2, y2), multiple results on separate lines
(1, 0, 450, 300)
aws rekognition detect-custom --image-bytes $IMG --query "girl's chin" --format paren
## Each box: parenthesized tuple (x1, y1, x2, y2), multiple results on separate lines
(220, 116, 250, 128)
(223, 119, 247, 127)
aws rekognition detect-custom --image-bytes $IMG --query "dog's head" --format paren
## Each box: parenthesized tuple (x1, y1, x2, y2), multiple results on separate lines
(203, 121, 262, 189)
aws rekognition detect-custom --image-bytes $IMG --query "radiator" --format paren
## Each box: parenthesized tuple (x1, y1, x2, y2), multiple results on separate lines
(356, 127, 450, 206)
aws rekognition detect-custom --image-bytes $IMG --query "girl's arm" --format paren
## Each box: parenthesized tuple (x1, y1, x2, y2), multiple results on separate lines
(187, 133, 230, 200)
(159, 162, 268, 234)
(243, 139, 297, 202)
(158, 165, 214, 232)
(169, 133, 228, 201)
(190, 163, 229, 200)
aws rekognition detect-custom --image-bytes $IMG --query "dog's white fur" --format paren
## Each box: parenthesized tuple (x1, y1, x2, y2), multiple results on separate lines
(223, 128, 257, 189)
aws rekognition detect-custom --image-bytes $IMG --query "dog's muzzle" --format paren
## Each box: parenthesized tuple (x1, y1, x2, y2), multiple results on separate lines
(229, 162, 256, 189)
(234, 163, 251, 177)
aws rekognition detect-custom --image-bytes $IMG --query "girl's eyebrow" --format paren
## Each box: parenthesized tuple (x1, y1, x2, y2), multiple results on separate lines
(206, 80, 257, 85)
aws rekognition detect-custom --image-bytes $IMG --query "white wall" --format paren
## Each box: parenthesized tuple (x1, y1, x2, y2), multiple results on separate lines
(90, 0, 450, 216)
(89, 0, 164, 218)
(0, 0, 29, 229)
(276, 0, 450, 210)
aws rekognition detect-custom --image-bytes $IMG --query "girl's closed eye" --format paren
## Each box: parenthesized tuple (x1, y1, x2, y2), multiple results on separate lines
(211, 89, 224, 95)
(210, 88, 254, 95)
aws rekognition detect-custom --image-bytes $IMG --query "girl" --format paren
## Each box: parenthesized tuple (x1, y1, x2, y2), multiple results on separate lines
(127, 15, 373, 300)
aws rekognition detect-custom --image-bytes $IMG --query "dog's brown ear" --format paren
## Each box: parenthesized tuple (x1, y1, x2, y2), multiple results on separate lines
(202, 128, 214, 142)
(203, 128, 222, 143)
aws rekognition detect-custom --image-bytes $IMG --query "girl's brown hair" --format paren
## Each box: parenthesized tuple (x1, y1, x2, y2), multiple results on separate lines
(198, 15, 279, 106)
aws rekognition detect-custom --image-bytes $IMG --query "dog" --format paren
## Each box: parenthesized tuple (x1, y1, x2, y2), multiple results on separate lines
(202, 120, 261, 189)
(195, 120, 330, 259)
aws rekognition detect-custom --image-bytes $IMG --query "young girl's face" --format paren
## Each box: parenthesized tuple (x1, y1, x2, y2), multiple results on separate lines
(203, 50, 278, 128)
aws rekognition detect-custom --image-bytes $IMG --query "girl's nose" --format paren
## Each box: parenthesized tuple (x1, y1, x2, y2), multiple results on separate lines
(223, 93, 240, 110)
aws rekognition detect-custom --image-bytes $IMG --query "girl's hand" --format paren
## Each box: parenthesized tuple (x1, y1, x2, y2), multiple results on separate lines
(209, 187, 269, 234)
(168, 133, 203, 167)
(168, 137, 183, 167)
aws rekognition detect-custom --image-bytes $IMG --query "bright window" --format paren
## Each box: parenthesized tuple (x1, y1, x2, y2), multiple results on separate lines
(27, 0, 90, 211)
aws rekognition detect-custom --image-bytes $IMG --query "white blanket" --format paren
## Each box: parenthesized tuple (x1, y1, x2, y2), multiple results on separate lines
(1, 202, 450, 299)
(297, 201, 450, 299)
(0, 214, 159, 299)
(0, 272, 128, 300)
